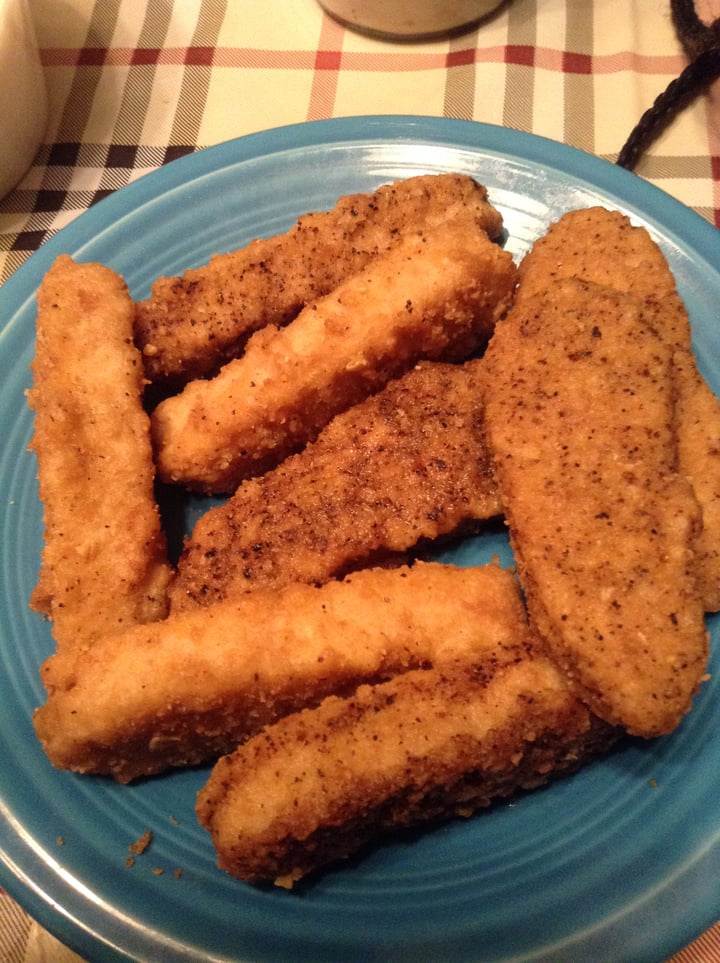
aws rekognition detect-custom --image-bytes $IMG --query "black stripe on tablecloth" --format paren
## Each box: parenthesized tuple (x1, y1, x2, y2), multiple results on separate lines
(0, 143, 197, 279)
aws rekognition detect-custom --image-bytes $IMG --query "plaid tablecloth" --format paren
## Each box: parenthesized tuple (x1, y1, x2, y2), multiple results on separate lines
(1, 0, 720, 287)
(1, 0, 719, 960)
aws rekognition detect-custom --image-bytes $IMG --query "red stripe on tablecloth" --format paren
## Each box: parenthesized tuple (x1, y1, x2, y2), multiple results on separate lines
(446, 47, 477, 69)
(591, 51, 685, 73)
(76, 46, 106, 65)
(204, 49, 318, 68)
(315, 49, 342, 70)
(564, 51, 592, 74)
(184, 45, 215, 66)
(333, 50, 449, 69)
(506, 44, 535, 67)
(130, 47, 161, 65)
(39, 47, 686, 76)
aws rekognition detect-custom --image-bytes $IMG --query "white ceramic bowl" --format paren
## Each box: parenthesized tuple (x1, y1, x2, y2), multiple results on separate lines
(0, 0, 47, 199)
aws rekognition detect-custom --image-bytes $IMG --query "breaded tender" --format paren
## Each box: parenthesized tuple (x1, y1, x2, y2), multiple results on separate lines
(27, 256, 173, 656)
(197, 648, 619, 886)
(151, 217, 516, 493)
(34, 562, 521, 783)
(483, 277, 708, 737)
(134, 173, 504, 384)
(516, 206, 720, 611)
(170, 360, 501, 612)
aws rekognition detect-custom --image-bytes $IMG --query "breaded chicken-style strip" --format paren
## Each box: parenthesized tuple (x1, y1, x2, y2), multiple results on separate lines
(197, 649, 618, 887)
(516, 207, 720, 611)
(170, 360, 501, 612)
(135, 173, 504, 384)
(151, 218, 516, 493)
(35, 562, 520, 783)
(483, 277, 708, 737)
(27, 256, 173, 656)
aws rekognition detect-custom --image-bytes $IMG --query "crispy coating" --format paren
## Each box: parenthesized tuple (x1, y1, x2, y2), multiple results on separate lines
(482, 277, 708, 737)
(151, 217, 517, 493)
(197, 648, 618, 886)
(27, 256, 173, 656)
(34, 562, 522, 783)
(516, 206, 720, 611)
(134, 173, 504, 384)
(170, 360, 501, 612)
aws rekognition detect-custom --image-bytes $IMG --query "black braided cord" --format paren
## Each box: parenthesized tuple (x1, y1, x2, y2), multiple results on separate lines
(671, 0, 720, 57)
(616, 0, 720, 170)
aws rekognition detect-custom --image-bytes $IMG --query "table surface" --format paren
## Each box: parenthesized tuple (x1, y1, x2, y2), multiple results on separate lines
(1, 1, 719, 960)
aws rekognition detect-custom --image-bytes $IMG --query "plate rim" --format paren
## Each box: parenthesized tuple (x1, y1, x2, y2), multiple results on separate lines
(2, 116, 719, 300)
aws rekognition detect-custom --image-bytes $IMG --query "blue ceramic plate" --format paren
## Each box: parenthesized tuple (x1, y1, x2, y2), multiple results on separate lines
(1, 117, 718, 963)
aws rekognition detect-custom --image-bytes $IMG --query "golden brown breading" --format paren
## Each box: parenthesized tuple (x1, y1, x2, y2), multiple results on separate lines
(27, 255, 173, 656)
(516, 206, 720, 611)
(34, 562, 522, 783)
(482, 277, 708, 737)
(197, 649, 618, 887)
(170, 359, 501, 612)
(151, 217, 517, 493)
(135, 173, 504, 384)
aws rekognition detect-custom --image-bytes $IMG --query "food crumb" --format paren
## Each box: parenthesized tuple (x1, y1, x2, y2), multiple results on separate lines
(649, 778, 658, 788)
(152, 867, 164, 876)
(56, 836, 64, 846)
(125, 856, 135, 869)
(129, 829, 153, 855)
(174, 869, 183, 879)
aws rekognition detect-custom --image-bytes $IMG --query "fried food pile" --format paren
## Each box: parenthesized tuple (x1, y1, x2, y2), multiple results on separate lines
(27, 174, 718, 888)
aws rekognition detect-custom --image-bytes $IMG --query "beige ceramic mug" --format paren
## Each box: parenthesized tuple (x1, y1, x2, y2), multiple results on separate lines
(318, 0, 507, 39)
(0, 0, 47, 199)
